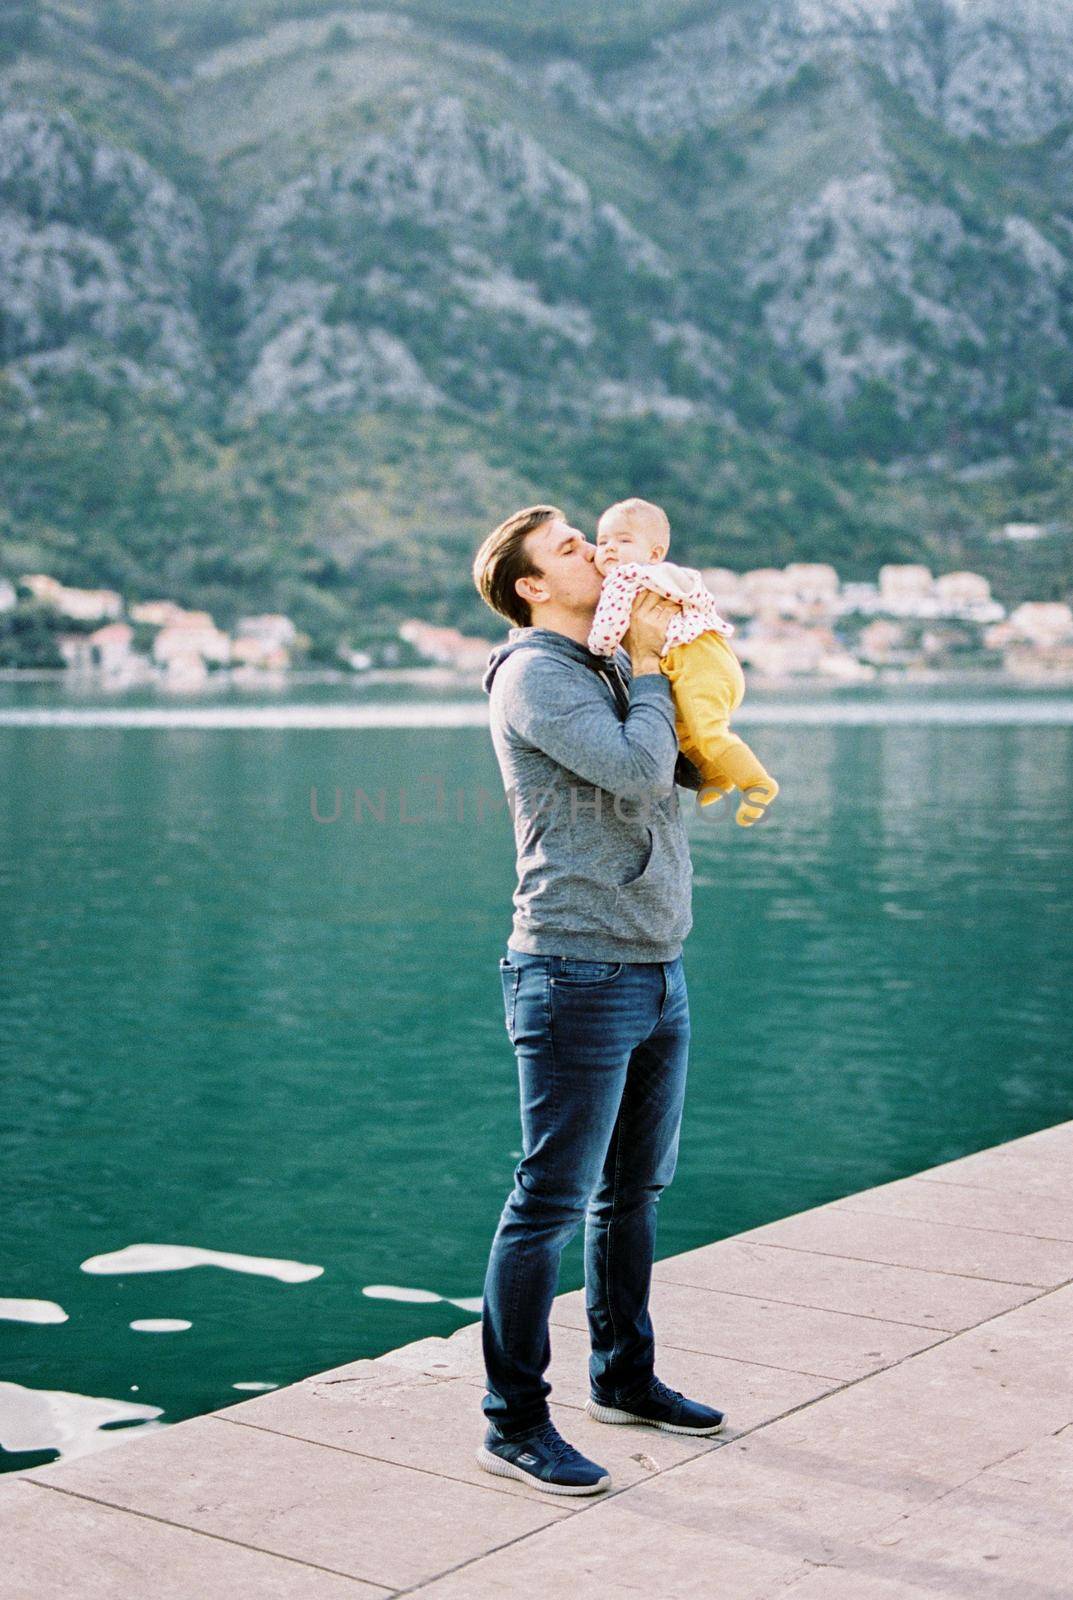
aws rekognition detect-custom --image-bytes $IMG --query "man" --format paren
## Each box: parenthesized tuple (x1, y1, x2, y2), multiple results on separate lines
(470, 504, 726, 1497)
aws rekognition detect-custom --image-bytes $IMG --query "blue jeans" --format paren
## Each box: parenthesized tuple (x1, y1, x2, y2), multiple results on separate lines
(480, 945, 691, 1439)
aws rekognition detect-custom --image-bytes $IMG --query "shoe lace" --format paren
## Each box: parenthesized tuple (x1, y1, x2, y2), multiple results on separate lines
(645, 1377, 685, 1407)
(527, 1419, 575, 1463)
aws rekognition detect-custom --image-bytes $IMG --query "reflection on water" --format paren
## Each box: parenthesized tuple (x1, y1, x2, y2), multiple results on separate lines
(1, 695, 1070, 1473)
(362, 1284, 485, 1312)
(81, 1244, 324, 1282)
(0, 1301, 68, 1325)
(0, 1382, 164, 1462)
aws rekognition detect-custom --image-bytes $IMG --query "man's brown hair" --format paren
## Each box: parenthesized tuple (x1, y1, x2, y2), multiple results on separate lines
(472, 504, 562, 628)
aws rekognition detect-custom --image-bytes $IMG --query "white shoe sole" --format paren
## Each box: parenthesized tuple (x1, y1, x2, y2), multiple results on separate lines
(475, 1445, 612, 1495)
(585, 1398, 725, 1436)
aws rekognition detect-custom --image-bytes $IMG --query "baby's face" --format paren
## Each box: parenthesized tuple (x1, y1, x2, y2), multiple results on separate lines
(594, 514, 664, 577)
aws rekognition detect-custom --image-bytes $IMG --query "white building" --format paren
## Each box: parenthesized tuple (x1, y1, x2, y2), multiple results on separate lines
(837, 581, 882, 615)
(1007, 602, 1073, 646)
(0, 578, 16, 612)
(57, 634, 96, 671)
(160, 653, 209, 690)
(783, 563, 840, 602)
(740, 568, 797, 606)
(878, 564, 934, 602)
(88, 622, 135, 674)
(21, 574, 67, 605)
(399, 620, 494, 672)
(235, 614, 297, 650)
(231, 637, 291, 670)
(698, 568, 749, 613)
(1002, 523, 1044, 542)
(858, 619, 910, 662)
(129, 599, 191, 627)
(1003, 643, 1073, 680)
(21, 573, 122, 622)
(737, 621, 873, 679)
(231, 614, 297, 670)
(934, 571, 991, 605)
(152, 624, 232, 666)
(700, 563, 844, 620)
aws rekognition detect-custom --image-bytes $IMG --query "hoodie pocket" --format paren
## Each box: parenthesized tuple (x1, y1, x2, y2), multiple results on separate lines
(612, 822, 691, 943)
(617, 827, 654, 889)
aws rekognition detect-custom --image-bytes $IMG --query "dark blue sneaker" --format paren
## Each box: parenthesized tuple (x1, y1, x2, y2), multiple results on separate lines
(476, 1418, 612, 1495)
(586, 1376, 725, 1436)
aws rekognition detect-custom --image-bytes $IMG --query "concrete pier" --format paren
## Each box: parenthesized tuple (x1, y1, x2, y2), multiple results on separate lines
(4, 1119, 1073, 1598)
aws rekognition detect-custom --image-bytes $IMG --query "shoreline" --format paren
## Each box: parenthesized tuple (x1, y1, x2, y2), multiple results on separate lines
(3, 664, 1073, 694)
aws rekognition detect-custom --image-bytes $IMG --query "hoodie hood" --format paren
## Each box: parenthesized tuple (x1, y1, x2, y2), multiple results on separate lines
(482, 626, 618, 695)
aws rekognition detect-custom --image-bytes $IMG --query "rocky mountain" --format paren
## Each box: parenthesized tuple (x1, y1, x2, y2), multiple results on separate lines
(1, 0, 1070, 649)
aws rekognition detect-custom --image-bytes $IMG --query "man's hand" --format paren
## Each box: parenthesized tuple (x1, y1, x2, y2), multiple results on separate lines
(624, 590, 678, 676)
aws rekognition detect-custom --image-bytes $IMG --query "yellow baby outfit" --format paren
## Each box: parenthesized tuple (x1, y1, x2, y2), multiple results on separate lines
(659, 631, 779, 826)
(587, 558, 779, 827)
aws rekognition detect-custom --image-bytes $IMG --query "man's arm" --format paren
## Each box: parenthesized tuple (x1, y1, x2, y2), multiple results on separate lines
(496, 652, 680, 797)
(614, 647, 703, 791)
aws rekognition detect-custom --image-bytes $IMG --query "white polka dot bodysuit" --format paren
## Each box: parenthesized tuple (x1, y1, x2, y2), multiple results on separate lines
(586, 560, 736, 659)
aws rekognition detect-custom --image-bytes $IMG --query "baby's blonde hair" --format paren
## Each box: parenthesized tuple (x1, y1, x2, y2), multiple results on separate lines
(597, 497, 671, 544)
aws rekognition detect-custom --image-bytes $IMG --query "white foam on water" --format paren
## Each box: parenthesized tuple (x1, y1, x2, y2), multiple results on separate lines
(0, 1298, 68, 1324)
(0, 698, 1071, 728)
(0, 1381, 164, 1462)
(232, 1381, 280, 1391)
(130, 1318, 192, 1332)
(362, 1284, 482, 1313)
(363, 1284, 442, 1303)
(81, 1244, 324, 1282)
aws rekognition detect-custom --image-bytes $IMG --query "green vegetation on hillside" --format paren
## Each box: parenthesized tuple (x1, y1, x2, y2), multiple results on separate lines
(0, 0, 1070, 657)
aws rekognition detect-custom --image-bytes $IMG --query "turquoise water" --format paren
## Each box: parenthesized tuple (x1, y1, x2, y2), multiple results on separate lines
(1, 681, 1071, 1470)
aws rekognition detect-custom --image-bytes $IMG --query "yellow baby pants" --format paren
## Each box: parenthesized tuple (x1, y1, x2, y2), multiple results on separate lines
(659, 632, 779, 825)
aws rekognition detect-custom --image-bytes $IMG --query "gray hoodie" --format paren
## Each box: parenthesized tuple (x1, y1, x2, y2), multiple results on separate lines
(482, 626, 702, 963)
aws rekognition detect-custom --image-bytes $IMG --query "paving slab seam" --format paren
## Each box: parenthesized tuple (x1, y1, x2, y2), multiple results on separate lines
(468, 1328, 860, 1384)
(550, 1327, 933, 1383)
(209, 1410, 556, 1505)
(773, 1467, 1073, 1600)
(353, 1509, 583, 1600)
(916, 1170, 1072, 1194)
(827, 1201, 1073, 1245)
(779, 1550, 1072, 1599)
(317, 1375, 457, 1389)
(14, 1476, 381, 1590)
(646, 1273, 976, 1332)
(831, 1422, 1073, 1557)
(723, 1237, 1055, 1287)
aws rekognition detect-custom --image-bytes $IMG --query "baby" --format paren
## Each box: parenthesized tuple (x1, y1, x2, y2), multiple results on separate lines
(587, 498, 779, 827)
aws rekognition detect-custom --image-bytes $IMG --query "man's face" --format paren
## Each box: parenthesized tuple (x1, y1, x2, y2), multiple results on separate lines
(520, 516, 604, 616)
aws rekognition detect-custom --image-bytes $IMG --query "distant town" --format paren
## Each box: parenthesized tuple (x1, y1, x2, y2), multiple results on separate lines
(2, 529, 1072, 689)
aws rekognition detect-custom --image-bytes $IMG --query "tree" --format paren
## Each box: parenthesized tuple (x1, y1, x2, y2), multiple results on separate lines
(0, 0, 41, 61)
